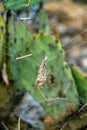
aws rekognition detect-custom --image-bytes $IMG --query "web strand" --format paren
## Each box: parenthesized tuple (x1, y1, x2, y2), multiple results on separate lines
(65, 29, 87, 46)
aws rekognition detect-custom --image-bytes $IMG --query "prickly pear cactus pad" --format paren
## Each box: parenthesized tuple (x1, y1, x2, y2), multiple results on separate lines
(71, 66, 87, 104)
(0, 3, 6, 69)
(6, 12, 79, 119)
(4, 0, 42, 10)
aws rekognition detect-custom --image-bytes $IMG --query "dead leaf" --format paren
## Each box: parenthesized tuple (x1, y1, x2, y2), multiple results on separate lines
(2, 62, 9, 86)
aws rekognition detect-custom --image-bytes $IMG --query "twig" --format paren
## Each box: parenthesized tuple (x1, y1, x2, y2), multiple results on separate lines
(19, 17, 31, 20)
(16, 54, 32, 60)
(78, 103, 87, 113)
(18, 118, 20, 130)
(60, 123, 68, 130)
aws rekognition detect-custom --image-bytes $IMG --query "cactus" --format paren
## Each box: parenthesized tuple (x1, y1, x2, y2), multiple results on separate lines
(1, 1, 87, 130)
(71, 66, 87, 104)
(6, 9, 79, 118)
(4, 0, 43, 10)
(0, 3, 6, 69)
(2, 0, 87, 119)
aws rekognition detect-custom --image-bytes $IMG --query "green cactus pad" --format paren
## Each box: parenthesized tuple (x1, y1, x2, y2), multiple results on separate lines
(4, 0, 42, 10)
(6, 13, 79, 118)
(71, 66, 87, 103)
(0, 4, 6, 69)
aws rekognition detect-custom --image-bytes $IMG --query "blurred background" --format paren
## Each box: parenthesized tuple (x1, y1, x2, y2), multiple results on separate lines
(44, 0, 87, 72)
